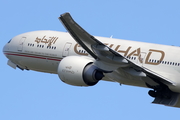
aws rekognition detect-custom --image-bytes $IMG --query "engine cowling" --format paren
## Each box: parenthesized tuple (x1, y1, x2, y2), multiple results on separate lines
(57, 56, 104, 86)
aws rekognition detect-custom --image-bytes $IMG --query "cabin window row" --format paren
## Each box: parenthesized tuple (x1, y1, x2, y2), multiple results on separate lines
(28, 43, 34, 47)
(78, 50, 87, 54)
(37, 44, 44, 48)
(126, 56, 137, 60)
(149, 59, 180, 66)
(27, 43, 56, 49)
(47, 46, 56, 49)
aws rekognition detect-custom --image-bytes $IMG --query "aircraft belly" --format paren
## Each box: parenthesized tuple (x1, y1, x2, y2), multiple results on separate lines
(8, 54, 59, 73)
(25, 58, 59, 74)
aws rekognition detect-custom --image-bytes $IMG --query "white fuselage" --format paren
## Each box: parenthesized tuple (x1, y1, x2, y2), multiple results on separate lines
(3, 30, 180, 90)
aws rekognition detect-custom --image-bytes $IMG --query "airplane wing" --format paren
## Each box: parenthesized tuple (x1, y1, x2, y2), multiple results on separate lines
(59, 12, 180, 107)
(59, 12, 175, 88)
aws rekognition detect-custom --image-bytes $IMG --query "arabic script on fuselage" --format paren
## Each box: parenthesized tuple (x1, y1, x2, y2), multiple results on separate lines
(35, 36, 58, 46)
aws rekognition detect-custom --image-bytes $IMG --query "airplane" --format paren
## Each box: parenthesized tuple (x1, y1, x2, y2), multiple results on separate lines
(3, 12, 180, 108)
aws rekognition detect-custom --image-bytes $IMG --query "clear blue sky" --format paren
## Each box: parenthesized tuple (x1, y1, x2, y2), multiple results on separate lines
(1, 0, 180, 120)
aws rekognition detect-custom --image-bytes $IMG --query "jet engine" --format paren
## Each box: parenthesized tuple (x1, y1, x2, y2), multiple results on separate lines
(57, 56, 104, 86)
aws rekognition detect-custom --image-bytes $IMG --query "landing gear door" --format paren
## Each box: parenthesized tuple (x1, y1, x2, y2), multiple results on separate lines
(18, 37, 26, 51)
(62, 42, 72, 57)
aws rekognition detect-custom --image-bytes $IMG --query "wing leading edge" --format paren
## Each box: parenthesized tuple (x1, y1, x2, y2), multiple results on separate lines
(59, 13, 180, 107)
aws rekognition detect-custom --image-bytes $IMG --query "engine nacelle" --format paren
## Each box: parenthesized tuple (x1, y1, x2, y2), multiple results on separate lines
(57, 56, 104, 86)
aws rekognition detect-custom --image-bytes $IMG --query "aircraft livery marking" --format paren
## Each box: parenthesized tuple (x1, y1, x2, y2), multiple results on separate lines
(4, 51, 62, 61)
(35, 36, 58, 46)
(74, 43, 165, 65)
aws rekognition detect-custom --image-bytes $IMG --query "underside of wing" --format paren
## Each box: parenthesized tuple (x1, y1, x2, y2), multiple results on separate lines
(59, 12, 180, 107)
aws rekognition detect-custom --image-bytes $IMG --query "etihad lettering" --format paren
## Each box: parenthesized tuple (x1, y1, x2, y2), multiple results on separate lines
(35, 36, 58, 46)
(74, 43, 166, 65)
(127, 48, 142, 63)
(145, 49, 165, 65)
